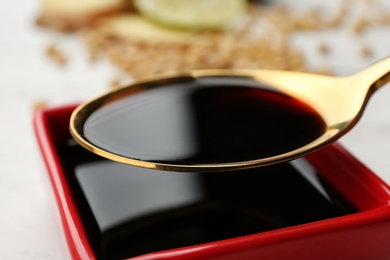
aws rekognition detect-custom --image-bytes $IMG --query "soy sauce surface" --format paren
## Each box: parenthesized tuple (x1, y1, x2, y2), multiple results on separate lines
(58, 139, 356, 260)
(83, 76, 327, 164)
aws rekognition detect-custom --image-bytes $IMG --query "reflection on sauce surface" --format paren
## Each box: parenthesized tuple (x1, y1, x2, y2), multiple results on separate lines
(83, 77, 327, 165)
(58, 139, 356, 259)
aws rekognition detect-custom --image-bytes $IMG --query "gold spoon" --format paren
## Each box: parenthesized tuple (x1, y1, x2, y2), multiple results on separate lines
(70, 56, 390, 172)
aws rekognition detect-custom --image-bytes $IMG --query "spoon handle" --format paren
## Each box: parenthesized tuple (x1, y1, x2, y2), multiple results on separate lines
(354, 56, 390, 93)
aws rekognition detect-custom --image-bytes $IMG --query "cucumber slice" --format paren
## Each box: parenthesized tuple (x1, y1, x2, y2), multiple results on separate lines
(134, 0, 246, 30)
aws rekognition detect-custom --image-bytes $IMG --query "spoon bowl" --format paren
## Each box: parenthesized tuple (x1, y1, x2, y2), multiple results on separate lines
(70, 57, 390, 172)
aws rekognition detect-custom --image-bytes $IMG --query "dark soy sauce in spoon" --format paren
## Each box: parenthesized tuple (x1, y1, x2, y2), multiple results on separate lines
(83, 76, 327, 165)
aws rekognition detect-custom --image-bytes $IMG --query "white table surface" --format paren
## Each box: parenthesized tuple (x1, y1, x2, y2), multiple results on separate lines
(1, 0, 390, 259)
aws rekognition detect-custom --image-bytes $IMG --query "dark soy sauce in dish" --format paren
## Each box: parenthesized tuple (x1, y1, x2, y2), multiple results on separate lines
(57, 139, 356, 260)
(82, 76, 327, 165)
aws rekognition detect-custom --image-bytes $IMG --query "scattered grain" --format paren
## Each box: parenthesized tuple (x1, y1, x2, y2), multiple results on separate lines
(319, 43, 330, 55)
(353, 18, 370, 34)
(328, 0, 349, 28)
(46, 44, 67, 65)
(360, 45, 373, 58)
(33, 100, 47, 112)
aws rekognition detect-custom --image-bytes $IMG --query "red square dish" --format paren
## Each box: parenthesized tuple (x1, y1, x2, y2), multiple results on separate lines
(34, 103, 390, 260)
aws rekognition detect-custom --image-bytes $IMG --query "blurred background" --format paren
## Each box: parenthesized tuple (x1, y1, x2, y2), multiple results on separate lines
(1, 0, 390, 258)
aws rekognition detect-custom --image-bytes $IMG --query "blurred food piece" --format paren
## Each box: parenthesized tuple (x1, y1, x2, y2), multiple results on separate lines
(101, 15, 195, 43)
(133, 0, 246, 30)
(36, 0, 134, 32)
(36, 0, 390, 80)
(82, 7, 308, 78)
